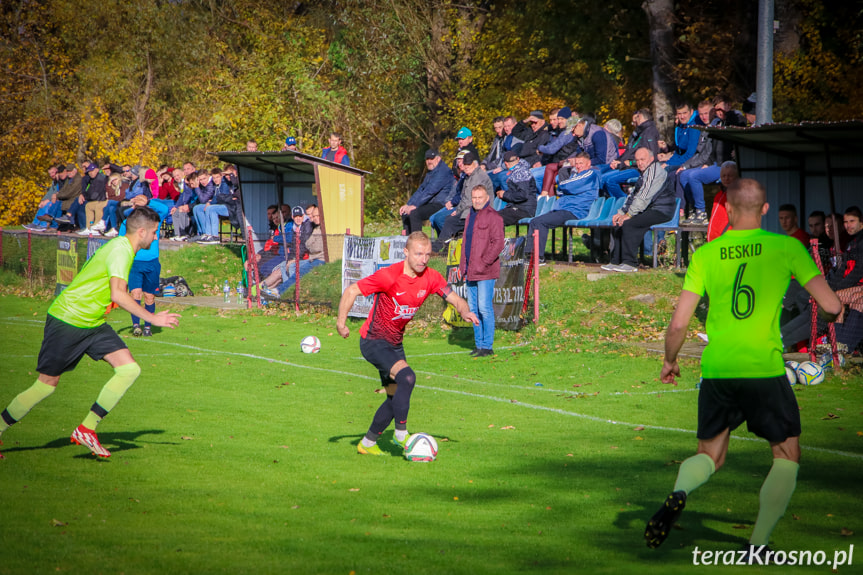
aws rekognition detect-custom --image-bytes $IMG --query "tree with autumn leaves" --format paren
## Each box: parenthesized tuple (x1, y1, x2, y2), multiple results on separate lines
(1, 0, 861, 227)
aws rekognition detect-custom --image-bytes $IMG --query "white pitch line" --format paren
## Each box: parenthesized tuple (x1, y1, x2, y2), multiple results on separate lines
(134, 339, 863, 462)
(357, 342, 531, 359)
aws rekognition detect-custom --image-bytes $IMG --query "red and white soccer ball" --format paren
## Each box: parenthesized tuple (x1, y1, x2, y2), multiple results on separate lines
(300, 335, 321, 354)
(404, 433, 438, 462)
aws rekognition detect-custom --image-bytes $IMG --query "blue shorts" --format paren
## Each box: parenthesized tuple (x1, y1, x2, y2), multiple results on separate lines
(128, 258, 161, 295)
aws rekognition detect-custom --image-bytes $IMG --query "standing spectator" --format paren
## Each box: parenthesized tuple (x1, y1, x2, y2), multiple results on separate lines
(524, 152, 599, 264)
(282, 136, 298, 151)
(245, 140, 258, 152)
(496, 151, 538, 225)
(322, 132, 350, 166)
(778, 204, 810, 248)
(460, 185, 504, 357)
(399, 149, 454, 234)
(437, 152, 493, 243)
(602, 147, 676, 273)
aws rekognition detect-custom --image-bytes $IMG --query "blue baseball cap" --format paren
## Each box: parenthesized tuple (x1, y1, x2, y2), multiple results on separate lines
(456, 127, 472, 139)
(285, 136, 297, 146)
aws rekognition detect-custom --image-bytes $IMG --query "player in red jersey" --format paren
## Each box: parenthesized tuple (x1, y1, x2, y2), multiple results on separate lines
(337, 232, 479, 455)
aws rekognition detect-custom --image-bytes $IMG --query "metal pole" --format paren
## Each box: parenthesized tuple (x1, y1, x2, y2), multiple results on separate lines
(756, 0, 774, 125)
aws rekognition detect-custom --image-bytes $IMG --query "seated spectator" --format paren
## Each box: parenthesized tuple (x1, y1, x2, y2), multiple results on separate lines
(517, 111, 551, 168)
(192, 168, 232, 244)
(546, 107, 567, 139)
(282, 136, 298, 151)
(489, 116, 526, 191)
(54, 164, 83, 228)
(601, 147, 676, 272)
(452, 127, 479, 173)
(270, 205, 327, 296)
(399, 149, 454, 234)
(657, 102, 701, 168)
(601, 108, 660, 198)
(437, 152, 494, 243)
(778, 204, 810, 248)
(321, 132, 350, 166)
(89, 173, 127, 237)
(481, 116, 506, 172)
(169, 171, 199, 241)
(191, 169, 220, 244)
(246, 140, 258, 152)
(76, 162, 109, 234)
(246, 204, 297, 282)
(781, 206, 863, 350)
(536, 113, 580, 194)
(25, 165, 65, 230)
(430, 152, 465, 236)
(712, 95, 747, 128)
(496, 151, 538, 226)
(524, 152, 599, 264)
(706, 161, 738, 242)
(604, 119, 625, 155)
(675, 100, 720, 224)
(157, 167, 179, 201)
(573, 116, 617, 170)
(261, 205, 311, 290)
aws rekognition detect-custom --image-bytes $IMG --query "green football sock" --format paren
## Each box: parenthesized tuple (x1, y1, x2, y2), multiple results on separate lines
(0, 379, 56, 433)
(673, 452, 716, 495)
(749, 458, 799, 546)
(82, 363, 141, 430)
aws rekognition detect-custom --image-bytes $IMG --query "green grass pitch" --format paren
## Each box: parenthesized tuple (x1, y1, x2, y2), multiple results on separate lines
(0, 295, 860, 574)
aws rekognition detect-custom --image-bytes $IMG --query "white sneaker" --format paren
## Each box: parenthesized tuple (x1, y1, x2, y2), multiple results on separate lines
(103, 228, 119, 238)
(600, 263, 621, 271)
(614, 263, 638, 273)
(90, 220, 106, 232)
(76, 228, 93, 236)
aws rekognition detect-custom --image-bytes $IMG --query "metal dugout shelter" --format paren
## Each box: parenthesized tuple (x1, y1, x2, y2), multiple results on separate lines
(211, 150, 369, 261)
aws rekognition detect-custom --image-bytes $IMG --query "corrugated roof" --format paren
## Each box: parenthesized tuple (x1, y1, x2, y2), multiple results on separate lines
(210, 150, 370, 175)
(702, 120, 863, 157)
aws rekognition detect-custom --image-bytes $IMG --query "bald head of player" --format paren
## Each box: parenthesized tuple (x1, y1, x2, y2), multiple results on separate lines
(125, 206, 161, 251)
(403, 232, 432, 277)
(725, 178, 769, 230)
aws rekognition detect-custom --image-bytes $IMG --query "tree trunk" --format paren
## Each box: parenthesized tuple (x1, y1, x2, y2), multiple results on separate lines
(642, 0, 676, 140)
(774, 0, 801, 55)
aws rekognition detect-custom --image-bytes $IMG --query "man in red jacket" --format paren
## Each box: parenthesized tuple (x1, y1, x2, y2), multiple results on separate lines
(460, 184, 505, 357)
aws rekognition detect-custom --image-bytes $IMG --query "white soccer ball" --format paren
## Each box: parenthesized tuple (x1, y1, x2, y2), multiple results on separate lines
(796, 361, 825, 386)
(784, 366, 797, 385)
(818, 352, 846, 370)
(300, 335, 321, 354)
(404, 433, 438, 462)
(785, 360, 800, 372)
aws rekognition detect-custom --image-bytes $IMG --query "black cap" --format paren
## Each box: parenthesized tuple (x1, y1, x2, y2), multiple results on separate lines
(424, 149, 440, 160)
(292, 206, 305, 217)
(503, 150, 519, 162)
(529, 110, 544, 120)
(462, 151, 478, 165)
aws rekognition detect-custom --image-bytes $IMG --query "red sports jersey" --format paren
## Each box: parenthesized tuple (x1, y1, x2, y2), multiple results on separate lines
(357, 261, 452, 345)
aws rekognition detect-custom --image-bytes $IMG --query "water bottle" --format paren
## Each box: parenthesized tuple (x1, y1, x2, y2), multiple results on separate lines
(236, 281, 244, 304)
(223, 280, 230, 303)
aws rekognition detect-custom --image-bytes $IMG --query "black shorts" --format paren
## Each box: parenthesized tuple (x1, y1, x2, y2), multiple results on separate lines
(36, 315, 128, 377)
(697, 376, 801, 443)
(360, 337, 406, 386)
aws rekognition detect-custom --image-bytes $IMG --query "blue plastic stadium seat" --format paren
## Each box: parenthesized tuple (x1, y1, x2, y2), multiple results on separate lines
(650, 198, 682, 268)
(492, 196, 507, 211)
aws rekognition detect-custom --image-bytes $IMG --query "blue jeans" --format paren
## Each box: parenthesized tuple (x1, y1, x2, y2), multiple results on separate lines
(429, 206, 453, 235)
(31, 201, 62, 227)
(467, 279, 496, 350)
(679, 165, 720, 212)
(101, 200, 121, 231)
(205, 204, 230, 236)
(277, 259, 326, 294)
(193, 204, 225, 236)
(601, 168, 639, 198)
(69, 199, 87, 228)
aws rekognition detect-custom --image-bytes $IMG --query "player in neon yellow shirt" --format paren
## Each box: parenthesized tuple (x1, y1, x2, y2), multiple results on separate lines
(0, 207, 181, 459)
(645, 179, 842, 559)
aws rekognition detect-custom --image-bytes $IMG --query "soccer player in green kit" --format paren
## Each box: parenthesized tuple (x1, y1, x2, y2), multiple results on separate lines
(0, 207, 181, 459)
(645, 179, 842, 559)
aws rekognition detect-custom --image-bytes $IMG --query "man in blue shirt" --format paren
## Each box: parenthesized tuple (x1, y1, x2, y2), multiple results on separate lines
(399, 149, 454, 234)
